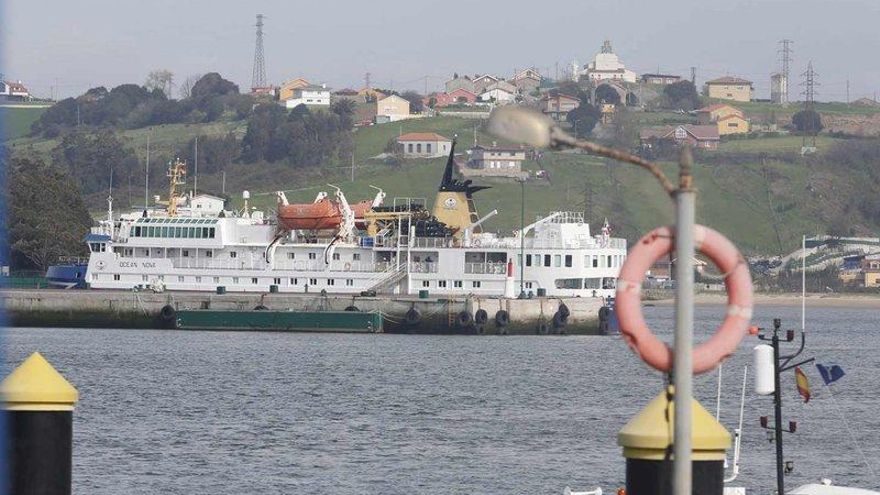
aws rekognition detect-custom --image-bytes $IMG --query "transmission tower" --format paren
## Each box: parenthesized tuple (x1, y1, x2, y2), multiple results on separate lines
(778, 39, 794, 105)
(800, 61, 819, 149)
(364, 72, 371, 89)
(251, 14, 267, 91)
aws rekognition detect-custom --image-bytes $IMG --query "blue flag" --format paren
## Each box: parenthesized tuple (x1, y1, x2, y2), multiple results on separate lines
(816, 363, 846, 385)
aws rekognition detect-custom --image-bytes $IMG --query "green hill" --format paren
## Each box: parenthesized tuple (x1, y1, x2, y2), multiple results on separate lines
(6, 111, 878, 256)
(1, 105, 48, 141)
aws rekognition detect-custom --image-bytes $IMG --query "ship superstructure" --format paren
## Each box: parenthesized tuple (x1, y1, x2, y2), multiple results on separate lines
(85, 150, 627, 298)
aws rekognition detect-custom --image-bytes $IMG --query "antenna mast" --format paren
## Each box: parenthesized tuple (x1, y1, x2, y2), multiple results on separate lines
(251, 14, 267, 91)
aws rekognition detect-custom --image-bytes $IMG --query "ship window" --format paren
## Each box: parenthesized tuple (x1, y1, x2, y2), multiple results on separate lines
(438, 280, 447, 288)
(565, 255, 572, 267)
(206, 251, 213, 258)
(288, 253, 295, 259)
(178, 276, 185, 282)
(603, 278, 616, 289)
(134, 227, 141, 236)
(184, 228, 191, 239)
(555, 278, 582, 289)
(173, 227, 181, 238)
(142, 275, 148, 282)
(327, 279, 335, 286)
(593, 257, 599, 268)
(332, 253, 340, 260)
(209, 228, 215, 238)
(161, 227, 169, 237)
(544, 255, 551, 267)
(309, 278, 317, 285)
(309, 252, 317, 260)
(607, 255, 612, 267)
(196, 276, 202, 283)
(113, 274, 120, 281)
(525, 282, 533, 289)
(584, 278, 601, 289)
(454, 280, 463, 288)
(230, 251, 237, 258)
(526, 254, 532, 266)
(554, 255, 561, 267)
(422, 280, 430, 287)
(148, 227, 155, 237)
(353, 253, 361, 261)
(251, 278, 258, 284)
(346, 279, 353, 286)
(213, 277, 219, 283)
(274, 278, 281, 285)
(290, 278, 298, 285)
(233, 277, 239, 284)
(472, 280, 481, 288)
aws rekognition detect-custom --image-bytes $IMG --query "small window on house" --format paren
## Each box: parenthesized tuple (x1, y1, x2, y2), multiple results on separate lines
(426, 143, 432, 154)
(416, 143, 422, 153)
(408, 143, 413, 153)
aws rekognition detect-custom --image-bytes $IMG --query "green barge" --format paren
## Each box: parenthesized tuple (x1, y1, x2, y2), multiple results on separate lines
(172, 309, 383, 333)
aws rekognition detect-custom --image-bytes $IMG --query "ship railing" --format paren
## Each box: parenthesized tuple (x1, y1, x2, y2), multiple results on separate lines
(464, 262, 507, 275)
(363, 262, 407, 292)
(57, 256, 89, 265)
(408, 262, 438, 273)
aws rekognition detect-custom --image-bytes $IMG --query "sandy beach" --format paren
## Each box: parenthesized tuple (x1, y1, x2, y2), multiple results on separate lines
(651, 292, 880, 308)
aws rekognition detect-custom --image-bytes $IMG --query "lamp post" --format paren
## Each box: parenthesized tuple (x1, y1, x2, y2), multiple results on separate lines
(487, 106, 692, 495)
(519, 177, 526, 298)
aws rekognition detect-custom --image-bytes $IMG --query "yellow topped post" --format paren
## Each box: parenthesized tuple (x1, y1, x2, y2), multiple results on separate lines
(2, 352, 79, 495)
(1, 352, 79, 411)
(618, 387, 730, 495)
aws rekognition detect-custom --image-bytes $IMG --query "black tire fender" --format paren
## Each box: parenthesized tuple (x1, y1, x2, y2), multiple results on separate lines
(456, 310, 474, 328)
(405, 308, 422, 326)
(494, 310, 509, 327)
(474, 309, 488, 325)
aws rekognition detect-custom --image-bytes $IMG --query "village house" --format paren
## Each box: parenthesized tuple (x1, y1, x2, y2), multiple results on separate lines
(582, 40, 637, 83)
(541, 94, 580, 121)
(863, 258, 880, 287)
(396, 133, 453, 158)
(0, 80, 30, 100)
(278, 78, 310, 101)
(466, 145, 528, 177)
(375, 94, 411, 122)
(640, 125, 720, 150)
(284, 84, 331, 109)
(331, 88, 360, 102)
(479, 81, 517, 104)
(472, 75, 501, 94)
(445, 74, 475, 94)
(696, 103, 750, 135)
(511, 68, 542, 93)
(430, 88, 478, 107)
(641, 73, 682, 85)
(705, 77, 753, 102)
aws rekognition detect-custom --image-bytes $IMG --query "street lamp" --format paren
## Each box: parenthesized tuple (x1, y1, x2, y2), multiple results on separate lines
(487, 105, 696, 495)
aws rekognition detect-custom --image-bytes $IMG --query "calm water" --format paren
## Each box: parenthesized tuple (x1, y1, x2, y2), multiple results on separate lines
(4, 305, 880, 494)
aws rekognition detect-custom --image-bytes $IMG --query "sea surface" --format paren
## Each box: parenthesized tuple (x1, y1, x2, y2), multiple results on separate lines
(4, 304, 880, 494)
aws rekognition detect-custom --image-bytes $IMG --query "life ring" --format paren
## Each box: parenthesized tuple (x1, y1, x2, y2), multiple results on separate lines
(615, 225, 753, 374)
(474, 309, 488, 325)
(344, 262, 352, 270)
(405, 308, 422, 326)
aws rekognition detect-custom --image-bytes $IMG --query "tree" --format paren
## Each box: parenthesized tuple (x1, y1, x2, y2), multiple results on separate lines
(400, 91, 424, 113)
(5, 157, 92, 271)
(594, 84, 621, 105)
(51, 130, 139, 197)
(178, 73, 203, 99)
(566, 103, 601, 138)
(190, 73, 239, 100)
(145, 69, 174, 97)
(663, 81, 700, 110)
(792, 109, 824, 134)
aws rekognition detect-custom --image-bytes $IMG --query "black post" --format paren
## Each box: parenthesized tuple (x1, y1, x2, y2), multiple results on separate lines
(519, 178, 525, 297)
(771, 320, 785, 495)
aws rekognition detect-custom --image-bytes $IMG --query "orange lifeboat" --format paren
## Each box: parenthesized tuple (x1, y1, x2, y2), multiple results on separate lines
(277, 199, 373, 231)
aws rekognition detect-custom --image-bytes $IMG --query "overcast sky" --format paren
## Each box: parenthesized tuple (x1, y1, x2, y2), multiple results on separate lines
(4, 0, 879, 101)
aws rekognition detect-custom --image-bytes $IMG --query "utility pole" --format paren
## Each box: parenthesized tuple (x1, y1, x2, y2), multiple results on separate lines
(251, 14, 267, 91)
(800, 61, 819, 149)
(193, 135, 198, 196)
(690, 67, 696, 86)
(779, 39, 794, 106)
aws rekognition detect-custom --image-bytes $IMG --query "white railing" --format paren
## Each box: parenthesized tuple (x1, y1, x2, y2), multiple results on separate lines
(409, 262, 438, 273)
(464, 262, 507, 275)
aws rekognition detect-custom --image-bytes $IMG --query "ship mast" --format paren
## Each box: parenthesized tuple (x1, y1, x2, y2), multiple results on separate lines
(166, 159, 187, 217)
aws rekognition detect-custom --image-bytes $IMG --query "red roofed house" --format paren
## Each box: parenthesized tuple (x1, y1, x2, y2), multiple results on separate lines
(639, 125, 720, 150)
(0, 80, 29, 100)
(396, 133, 453, 158)
(430, 88, 478, 108)
(696, 103, 749, 135)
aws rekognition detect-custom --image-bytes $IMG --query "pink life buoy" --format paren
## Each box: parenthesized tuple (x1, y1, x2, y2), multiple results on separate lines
(615, 225, 753, 374)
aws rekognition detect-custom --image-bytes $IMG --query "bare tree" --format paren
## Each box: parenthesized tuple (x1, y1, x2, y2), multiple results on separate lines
(179, 73, 203, 100)
(145, 69, 174, 97)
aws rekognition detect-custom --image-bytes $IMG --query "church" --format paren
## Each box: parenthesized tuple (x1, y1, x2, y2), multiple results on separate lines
(581, 40, 637, 84)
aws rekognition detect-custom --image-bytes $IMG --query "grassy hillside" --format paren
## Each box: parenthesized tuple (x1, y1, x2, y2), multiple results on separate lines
(8, 110, 877, 256)
(0, 106, 47, 141)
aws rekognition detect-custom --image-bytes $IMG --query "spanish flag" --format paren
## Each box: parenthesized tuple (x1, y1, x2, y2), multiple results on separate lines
(795, 366, 811, 403)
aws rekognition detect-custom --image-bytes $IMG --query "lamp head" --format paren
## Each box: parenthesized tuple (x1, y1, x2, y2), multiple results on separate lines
(486, 106, 555, 148)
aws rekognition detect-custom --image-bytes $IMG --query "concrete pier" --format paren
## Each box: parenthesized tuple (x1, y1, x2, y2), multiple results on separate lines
(1, 289, 608, 335)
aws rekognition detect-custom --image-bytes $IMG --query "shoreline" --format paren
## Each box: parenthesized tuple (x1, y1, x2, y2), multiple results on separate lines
(651, 292, 880, 308)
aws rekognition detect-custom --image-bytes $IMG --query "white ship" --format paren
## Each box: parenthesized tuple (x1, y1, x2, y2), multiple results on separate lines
(85, 143, 627, 298)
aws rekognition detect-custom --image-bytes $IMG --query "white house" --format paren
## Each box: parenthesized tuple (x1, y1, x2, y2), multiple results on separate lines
(396, 133, 453, 158)
(284, 84, 331, 109)
(582, 40, 637, 83)
(479, 81, 517, 104)
(0, 80, 29, 100)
